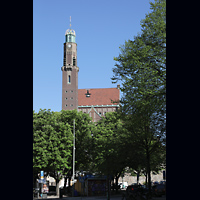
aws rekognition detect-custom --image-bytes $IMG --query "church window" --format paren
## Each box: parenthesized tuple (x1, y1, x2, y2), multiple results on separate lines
(68, 75, 71, 83)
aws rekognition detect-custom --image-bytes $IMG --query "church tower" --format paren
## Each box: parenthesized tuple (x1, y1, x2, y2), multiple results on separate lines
(61, 17, 79, 110)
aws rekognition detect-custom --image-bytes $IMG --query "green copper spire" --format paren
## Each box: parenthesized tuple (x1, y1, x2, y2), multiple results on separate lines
(65, 16, 76, 43)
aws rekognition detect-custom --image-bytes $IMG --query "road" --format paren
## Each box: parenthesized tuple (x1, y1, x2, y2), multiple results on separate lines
(34, 194, 166, 200)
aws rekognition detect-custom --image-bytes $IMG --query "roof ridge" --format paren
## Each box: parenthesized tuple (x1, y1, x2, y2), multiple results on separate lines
(78, 87, 118, 90)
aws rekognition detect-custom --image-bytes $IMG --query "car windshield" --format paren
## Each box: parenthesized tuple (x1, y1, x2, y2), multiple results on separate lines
(157, 185, 165, 189)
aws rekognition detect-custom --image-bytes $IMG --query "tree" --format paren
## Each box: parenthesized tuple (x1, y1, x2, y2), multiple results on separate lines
(33, 109, 95, 195)
(112, 0, 166, 115)
(33, 109, 73, 195)
(123, 112, 165, 191)
(59, 110, 95, 175)
(33, 110, 50, 184)
(111, 0, 166, 196)
(93, 111, 128, 196)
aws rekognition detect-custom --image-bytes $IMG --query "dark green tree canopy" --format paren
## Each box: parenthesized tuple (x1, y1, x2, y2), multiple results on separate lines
(111, 0, 166, 193)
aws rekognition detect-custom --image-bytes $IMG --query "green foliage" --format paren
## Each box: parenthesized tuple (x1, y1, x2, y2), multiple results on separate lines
(112, 0, 166, 143)
(92, 112, 128, 177)
(33, 109, 95, 183)
(59, 109, 95, 172)
(33, 109, 73, 182)
(112, 0, 166, 117)
(111, 0, 166, 190)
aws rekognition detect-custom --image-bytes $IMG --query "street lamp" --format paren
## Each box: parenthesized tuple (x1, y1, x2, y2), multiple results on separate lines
(72, 119, 75, 197)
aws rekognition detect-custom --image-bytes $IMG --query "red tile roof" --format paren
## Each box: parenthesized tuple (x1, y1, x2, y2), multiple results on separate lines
(78, 88, 120, 106)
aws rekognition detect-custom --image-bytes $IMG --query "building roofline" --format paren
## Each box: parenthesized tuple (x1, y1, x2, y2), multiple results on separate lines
(78, 104, 120, 108)
(78, 87, 120, 90)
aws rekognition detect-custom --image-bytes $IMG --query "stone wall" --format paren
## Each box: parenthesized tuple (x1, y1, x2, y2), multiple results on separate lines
(118, 171, 165, 185)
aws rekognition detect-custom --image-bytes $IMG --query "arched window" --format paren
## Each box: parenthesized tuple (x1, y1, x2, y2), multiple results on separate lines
(68, 35, 71, 42)
(68, 75, 71, 83)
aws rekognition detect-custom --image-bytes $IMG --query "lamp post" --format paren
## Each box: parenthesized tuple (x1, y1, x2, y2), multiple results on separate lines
(72, 119, 75, 197)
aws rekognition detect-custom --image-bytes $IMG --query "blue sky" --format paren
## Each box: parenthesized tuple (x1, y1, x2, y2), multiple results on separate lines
(33, 0, 152, 112)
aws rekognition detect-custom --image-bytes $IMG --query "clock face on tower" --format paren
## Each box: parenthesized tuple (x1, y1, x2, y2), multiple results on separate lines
(67, 44, 72, 48)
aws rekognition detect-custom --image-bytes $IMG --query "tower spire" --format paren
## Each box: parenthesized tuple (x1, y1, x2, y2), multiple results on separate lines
(65, 16, 76, 38)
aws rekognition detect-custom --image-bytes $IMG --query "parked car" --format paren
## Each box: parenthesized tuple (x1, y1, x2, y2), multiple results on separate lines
(159, 181, 166, 185)
(152, 184, 166, 197)
(48, 186, 56, 195)
(126, 184, 148, 200)
(111, 183, 120, 190)
(152, 181, 159, 185)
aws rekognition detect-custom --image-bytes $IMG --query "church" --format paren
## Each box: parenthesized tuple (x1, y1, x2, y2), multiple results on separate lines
(61, 18, 120, 122)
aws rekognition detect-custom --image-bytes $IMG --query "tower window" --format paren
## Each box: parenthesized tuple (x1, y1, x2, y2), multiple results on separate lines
(73, 57, 76, 66)
(63, 58, 66, 66)
(63, 43, 66, 66)
(67, 52, 72, 65)
(64, 67, 72, 71)
(68, 75, 71, 83)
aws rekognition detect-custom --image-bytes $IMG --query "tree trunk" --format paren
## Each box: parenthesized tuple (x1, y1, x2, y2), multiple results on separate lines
(115, 176, 119, 194)
(115, 172, 121, 194)
(145, 172, 147, 188)
(64, 176, 67, 189)
(146, 150, 151, 200)
(137, 172, 139, 185)
(107, 175, 111, 200)
(56, 178, 60, 197)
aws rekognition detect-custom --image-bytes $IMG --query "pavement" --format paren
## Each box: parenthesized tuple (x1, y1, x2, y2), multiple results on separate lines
(34, 194, 166, 200)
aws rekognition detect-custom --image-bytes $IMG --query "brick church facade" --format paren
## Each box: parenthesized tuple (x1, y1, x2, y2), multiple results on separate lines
(61, 19, 120, 122)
